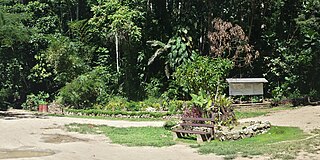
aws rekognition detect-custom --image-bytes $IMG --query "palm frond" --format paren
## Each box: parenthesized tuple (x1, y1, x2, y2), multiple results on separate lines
(147, 40, 171, 65)
(147, 40, 166, 47)
(148, 48, 164, 65)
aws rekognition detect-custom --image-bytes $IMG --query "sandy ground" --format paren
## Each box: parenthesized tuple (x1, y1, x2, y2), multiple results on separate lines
(239, 105, 320, 133)
(0, 106, 320, 160)
(0, 111, 222, 160)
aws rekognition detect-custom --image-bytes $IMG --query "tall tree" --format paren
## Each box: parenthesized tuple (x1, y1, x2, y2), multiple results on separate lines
(89, 0, 142, 73)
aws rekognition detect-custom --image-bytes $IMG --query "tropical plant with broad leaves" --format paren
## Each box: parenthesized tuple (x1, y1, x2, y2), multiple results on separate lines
(148, 28, 194, 78)
(174, 55, 233, 96)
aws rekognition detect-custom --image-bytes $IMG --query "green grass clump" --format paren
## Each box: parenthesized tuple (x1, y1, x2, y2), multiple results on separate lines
(49, 114, 165, 121)
(198, 126, 308, 158)
(66, 123, 175, 147)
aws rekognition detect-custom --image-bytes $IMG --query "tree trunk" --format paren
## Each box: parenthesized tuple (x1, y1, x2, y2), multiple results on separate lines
(76, 0, 79, 20)
(115, 32, 120, 73)
(248, 0, 256, 41)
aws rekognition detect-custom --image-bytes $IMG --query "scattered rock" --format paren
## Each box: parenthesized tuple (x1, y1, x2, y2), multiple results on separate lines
(233, 132, 241, 140)
(252, 125, 258, 131)
(145, 107, 156, 112)
(214, 121, 271, 141)
(16, 115, 35, 119)
(48, 102, 63, 114)
(4, 117, 17, 120)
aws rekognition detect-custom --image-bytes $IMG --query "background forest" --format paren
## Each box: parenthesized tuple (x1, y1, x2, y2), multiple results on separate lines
(0, 0, 319, 111)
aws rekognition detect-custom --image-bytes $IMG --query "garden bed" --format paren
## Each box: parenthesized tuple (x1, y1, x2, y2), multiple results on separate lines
(215, 121, 271, 141)
(63, 109, 181, 120)
(172, 120, 271, 141)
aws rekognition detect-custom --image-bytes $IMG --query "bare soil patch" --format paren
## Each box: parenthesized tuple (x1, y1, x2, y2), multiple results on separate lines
(239, 105, 320, 132)
(41, 134, 89, 144)
(0, 110, 47, 120)
(1, 107, 320, 160)
(0, 149, 55, 159)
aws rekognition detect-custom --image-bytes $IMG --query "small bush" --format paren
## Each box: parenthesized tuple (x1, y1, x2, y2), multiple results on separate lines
(163, 120, 179, 130)
(182, 106, 203, 118)
(144, 78, 162, 98)
(0, 88, 10, 111)
(169, 100, 189, 113)
(161, 100, 192, 113)
(64, 108, 176, 118)
(182, 91, 236, 126)
(58, 66, 117, 109)
(22, 91, 49, 111)
(126, 101, 141, 111)
(174, 56, 233, 96)
(101, 97, 165, 112)
(139, 97, 162, 111)
(104, 96, 129, 111)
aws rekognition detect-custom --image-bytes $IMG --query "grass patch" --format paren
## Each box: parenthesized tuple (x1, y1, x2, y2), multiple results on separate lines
(66, 123, 320, 159)
(66, 123, 175, 147)
(198, 126, 312, 159)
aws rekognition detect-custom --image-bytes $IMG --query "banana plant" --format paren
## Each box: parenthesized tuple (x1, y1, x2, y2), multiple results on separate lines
(147, 29, 193, 78)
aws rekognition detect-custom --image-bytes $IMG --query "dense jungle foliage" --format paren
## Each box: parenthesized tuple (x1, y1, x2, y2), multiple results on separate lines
(0, 0, 319, 111)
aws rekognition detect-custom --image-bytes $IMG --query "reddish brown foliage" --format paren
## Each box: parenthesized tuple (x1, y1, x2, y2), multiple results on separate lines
(208, 18, 259, 67)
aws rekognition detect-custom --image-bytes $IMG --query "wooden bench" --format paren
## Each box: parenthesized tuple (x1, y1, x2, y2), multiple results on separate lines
(172, 117, 215, 143)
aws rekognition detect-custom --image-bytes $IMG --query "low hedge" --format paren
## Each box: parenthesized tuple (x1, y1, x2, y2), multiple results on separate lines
(64, 109, 179, 118)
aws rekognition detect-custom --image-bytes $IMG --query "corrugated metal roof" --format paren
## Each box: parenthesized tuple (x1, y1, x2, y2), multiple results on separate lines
(226, 78, 268, 83)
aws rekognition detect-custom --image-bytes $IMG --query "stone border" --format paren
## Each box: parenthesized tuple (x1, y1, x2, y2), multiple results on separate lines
(63, 111, 181, 120)
(215, 121, 271, 141)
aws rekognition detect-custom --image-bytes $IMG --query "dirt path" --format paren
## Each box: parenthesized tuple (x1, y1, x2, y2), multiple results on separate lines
(0, 111, 222, 160)
(239, 105, 320, 132)
(1, 106, 320, 160)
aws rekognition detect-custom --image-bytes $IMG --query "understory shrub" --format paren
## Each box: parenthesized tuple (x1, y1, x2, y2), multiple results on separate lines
(173, 56, 235, 126)
(98, 97, 178, 112)
(174, 56, 233, 96)
(22, 91, 49, 111)
(0, 88, 10, 111)
(0, 103, 8, 111)
(138, 97, 162, 111)
(163, 120, 179, 130)
(183, 90, 236, 126)
(103, 96, 129, 111)
(58, 66, 117, 109)
(161, 100, 192, 113)
(144, 78, 162, 98)
(126, 101, 141, 111)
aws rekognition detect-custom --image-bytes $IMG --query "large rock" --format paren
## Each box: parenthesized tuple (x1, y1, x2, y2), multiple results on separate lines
(48, 102, 63, 114)
(233, 132, 241, 140)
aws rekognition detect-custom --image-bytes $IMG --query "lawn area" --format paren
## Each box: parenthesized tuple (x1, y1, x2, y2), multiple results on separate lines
(197, 126, 311, 159)
(66, 123, 320, 159)
(66, 123, 176, 147)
